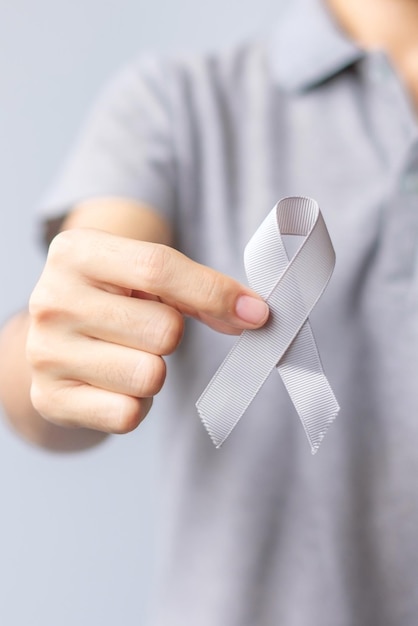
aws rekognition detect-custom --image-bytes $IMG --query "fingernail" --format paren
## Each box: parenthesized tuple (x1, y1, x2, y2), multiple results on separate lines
(235, 295, 269, 325)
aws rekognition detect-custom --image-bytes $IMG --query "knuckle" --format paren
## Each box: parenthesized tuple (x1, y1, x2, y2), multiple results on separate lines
(204, 271, 229, 314)
(28, 284, 52, 320)
(113, 397, 151, 434)
(47, 229, 77, 263)
(25, 327, 53, 371)
(159, 309, 184, 354)
(48, 228, 95, 273)
(30, 381, 79, 428)
(25, 329, 38, 367)
(28, 278, 72, 324)
(29, 230, 89, 320)
(30, 381, 52, 419)
(130, 354, 166, 397)
(145, 356, 167, 395)
(145, 308, 184, 355)
(135, 244, 172, 290)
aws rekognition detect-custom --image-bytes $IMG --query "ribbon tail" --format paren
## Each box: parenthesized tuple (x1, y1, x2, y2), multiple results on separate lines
(196, 321, 283, 448)
(277, 321, 340, 454)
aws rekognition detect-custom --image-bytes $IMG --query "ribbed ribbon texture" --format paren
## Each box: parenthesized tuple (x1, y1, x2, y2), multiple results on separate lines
(196, 197, 340, 454)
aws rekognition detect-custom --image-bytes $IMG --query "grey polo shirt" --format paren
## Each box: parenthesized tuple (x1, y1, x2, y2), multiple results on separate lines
(39, 0, 418, 624)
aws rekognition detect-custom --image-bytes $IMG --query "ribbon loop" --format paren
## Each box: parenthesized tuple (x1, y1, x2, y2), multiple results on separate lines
(196, 197, 339, 454)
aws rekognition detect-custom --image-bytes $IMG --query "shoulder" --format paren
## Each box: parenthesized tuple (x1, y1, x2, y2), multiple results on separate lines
(107, 38, 273, 111)
(167, 39, 271, 98)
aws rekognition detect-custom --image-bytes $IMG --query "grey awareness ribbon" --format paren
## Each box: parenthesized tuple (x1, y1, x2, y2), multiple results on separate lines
(196, 197, 340, 454)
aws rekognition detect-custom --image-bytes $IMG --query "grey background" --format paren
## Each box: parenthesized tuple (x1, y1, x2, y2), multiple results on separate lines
(0, 1, 283, 624)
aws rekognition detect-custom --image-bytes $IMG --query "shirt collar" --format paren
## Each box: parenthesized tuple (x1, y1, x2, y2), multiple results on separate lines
(268, 0, 365, 91)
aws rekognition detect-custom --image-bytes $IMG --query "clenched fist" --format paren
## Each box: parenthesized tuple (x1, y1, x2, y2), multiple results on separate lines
(26, 228, 269, 434)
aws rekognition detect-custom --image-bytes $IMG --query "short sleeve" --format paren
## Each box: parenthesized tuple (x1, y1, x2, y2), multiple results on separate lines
(38, 56, 176, 224)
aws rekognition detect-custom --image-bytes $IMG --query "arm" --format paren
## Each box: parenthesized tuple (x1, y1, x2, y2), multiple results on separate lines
(0, 198, 268, 452)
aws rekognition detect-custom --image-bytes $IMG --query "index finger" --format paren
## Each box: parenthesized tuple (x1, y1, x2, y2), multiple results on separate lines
(50, 229, 269, 329)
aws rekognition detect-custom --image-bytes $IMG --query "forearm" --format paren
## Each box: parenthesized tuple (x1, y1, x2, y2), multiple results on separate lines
(0, 310, 107, 451)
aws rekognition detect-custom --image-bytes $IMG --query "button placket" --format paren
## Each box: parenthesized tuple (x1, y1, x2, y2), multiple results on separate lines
(365, 52, 418, 283)
(382, 146, 418, 282)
